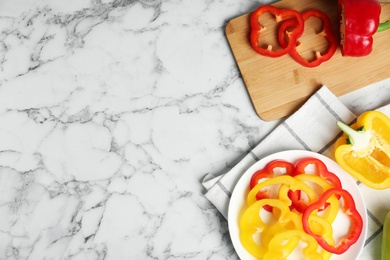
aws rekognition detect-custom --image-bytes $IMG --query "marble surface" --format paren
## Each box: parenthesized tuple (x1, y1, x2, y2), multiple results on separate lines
(0, 0, 390, 259)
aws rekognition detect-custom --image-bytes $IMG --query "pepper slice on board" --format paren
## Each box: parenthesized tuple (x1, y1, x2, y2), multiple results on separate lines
(335, 111, 390, 189)
(338, 0, 381, 56)
(250, 5, 304, 57)
(249, 160, 295, 211)
(302, 188, 363, 254)
(278, 9, 337, 67)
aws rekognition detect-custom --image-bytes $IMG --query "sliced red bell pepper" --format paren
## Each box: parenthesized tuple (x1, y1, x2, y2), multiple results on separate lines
(288, 157, 342, 213)
(302, 188, 363, 254)
(250, 5, 304, 57)
(293, 158, 342, 189)
(278, 9, 337, 67)
(338, 0, 381, 56)
(249, 160, 295, 212)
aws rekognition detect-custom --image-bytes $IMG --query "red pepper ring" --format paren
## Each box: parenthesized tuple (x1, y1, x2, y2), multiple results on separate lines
(293, 158, 342, 190)
(249, 160, 295, 212)
(302, 188, 363, 255)
(250, 5, 304, 57)
(288, 157, 343, 213)
(278, 9, 338, 67)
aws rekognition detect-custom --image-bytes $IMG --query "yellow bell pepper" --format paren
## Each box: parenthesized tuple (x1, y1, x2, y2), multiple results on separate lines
(335, 111, 390, 189)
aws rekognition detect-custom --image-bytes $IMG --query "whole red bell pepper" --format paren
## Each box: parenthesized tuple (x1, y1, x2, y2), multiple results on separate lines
(250, 5, 304, 57)
(338, 0, 381, 56)
(302, 188, 363, 254)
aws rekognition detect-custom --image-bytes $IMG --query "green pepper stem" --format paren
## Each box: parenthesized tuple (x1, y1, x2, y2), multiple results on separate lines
(336, 121, 371, 147)
(377, 20, 390, 33)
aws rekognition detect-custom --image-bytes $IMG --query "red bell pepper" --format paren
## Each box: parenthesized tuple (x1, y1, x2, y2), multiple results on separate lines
(250, 5, 304, 57)
(302, 188, 363, 254)
(249, 160, 295, 211)
(288, 157, 342, 213)
(338, 0, 381, 56)
(278, 9, 337, 67)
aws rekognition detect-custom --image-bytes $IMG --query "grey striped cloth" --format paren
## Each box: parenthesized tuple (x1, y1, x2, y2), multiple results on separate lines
(202, 85, 390, 259)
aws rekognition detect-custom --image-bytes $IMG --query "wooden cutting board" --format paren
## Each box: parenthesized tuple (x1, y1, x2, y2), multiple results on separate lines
(226, 0, 390, 121)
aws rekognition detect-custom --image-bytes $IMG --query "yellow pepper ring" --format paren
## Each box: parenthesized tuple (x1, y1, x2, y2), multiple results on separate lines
(309, 215, 334, 238)
(316, 194, 340, 224)
(247, 175, 317, 206)
(263, 230, 323, 260)
(239, 198, 297, 258)
(261, 210, 302, 247)
(240, 198, 292, 231)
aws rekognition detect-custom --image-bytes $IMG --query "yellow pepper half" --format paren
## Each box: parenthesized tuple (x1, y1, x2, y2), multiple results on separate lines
(335, 111, 390, 189)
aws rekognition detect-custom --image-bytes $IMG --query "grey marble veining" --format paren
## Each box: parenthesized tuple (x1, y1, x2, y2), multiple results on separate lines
(0, 0, 390, 259)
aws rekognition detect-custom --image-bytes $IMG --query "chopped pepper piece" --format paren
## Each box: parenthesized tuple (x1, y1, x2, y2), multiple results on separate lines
(338, 0, 381, 56)
(302, 188, 363, 254)
(250, 5, 304, 57)
(335, 111, 390, 189)
(278, 9, 338, 67)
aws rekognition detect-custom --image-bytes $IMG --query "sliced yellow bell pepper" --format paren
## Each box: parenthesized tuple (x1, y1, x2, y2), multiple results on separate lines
(263, 230, 323, 260)
(260, 210, 302, 247)
(307, 215, 334, 260)
(239, 198, 299, 258)
(335, 111, 390, 189)
(247, 175, 317, 206)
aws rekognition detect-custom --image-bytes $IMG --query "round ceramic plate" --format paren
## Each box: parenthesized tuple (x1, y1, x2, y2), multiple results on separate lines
(228, 150, 367, 260)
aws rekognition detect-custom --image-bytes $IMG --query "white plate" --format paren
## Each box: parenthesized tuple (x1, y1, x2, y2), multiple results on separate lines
(228, 150, 367, 260)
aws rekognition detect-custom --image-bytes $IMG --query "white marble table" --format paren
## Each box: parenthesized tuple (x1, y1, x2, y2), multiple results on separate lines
(1, 0, 390, 259)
